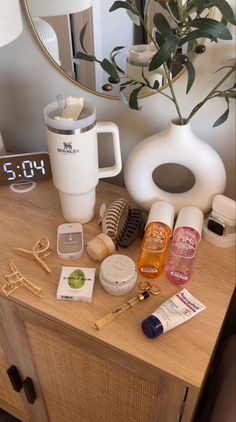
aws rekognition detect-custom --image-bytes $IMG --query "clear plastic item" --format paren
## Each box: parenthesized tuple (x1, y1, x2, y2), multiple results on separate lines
(57, 223, 84, 259)
(165, 206, 204, 285)
(137, 201, 175, 278)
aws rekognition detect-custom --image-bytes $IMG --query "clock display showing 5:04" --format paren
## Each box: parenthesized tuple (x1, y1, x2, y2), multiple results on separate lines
(0, 152, 52, 185)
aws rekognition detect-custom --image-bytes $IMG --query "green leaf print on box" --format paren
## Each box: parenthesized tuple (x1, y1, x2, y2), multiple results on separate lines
(68, 269, 85, 289)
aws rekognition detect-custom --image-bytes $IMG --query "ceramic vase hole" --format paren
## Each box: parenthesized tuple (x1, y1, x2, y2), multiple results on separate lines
(152, 163, 196, 194)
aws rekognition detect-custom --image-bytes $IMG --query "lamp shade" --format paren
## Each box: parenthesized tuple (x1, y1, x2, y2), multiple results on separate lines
(0, 0, 23, 47)
(28, 0, 93, 17)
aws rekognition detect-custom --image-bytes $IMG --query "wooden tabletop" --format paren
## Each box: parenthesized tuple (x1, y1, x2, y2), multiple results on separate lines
(0, 180, 235, 389)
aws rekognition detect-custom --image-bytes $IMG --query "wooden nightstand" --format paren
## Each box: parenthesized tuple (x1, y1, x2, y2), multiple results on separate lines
(0, 181, 235, 422)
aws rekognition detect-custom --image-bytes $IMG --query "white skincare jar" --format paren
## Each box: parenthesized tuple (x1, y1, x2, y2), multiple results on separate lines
(99, 254, 137, 296)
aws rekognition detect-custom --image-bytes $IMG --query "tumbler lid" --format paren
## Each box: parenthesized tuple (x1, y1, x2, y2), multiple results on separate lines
(44, 99, 96, 134)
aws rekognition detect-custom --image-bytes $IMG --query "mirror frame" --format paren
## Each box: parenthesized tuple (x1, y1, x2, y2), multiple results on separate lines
(22, 1, 214, 100)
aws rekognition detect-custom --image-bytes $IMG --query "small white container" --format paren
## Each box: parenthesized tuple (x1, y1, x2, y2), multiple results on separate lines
(99, 254, 137, 296)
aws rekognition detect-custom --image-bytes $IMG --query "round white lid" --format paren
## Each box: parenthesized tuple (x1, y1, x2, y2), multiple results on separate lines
(146, 201, 175, 230)
(100, 254, 136, 285)
(174, 206, 204, 237)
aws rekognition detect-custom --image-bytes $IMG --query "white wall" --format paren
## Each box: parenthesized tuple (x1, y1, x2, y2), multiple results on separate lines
(0, 1, 235, 199)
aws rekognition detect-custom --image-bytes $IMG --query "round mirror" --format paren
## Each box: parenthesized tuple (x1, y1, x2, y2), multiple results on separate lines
(23, 1, 211, 98)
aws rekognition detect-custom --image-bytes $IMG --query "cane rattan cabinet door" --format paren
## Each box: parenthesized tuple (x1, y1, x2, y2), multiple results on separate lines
(24, 320, 186, 422)
(0, 342, 27, 420)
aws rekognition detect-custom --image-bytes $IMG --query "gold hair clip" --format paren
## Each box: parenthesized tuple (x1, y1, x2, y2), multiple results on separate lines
(13, 236, 52, 273)
(2, 260, 42, 298)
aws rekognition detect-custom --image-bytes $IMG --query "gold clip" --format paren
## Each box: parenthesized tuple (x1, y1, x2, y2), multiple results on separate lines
(2, 260, 42, 298)
(13, 236, 52, 273)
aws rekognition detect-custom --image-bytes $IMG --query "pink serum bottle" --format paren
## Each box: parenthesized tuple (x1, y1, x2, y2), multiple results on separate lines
(165, 206, 204, 285)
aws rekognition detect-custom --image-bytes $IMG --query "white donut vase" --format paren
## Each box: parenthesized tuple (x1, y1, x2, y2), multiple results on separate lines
(124, 120, 226, 214)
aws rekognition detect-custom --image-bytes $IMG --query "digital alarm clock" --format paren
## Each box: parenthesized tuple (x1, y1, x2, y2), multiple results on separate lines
(0, 152, 52, 185)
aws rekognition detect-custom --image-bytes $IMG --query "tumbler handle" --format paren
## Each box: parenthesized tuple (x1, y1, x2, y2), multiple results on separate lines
(96, 122, 122, 178)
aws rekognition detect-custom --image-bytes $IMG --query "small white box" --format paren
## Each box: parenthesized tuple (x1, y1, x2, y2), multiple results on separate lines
(57, 267, 96, 302)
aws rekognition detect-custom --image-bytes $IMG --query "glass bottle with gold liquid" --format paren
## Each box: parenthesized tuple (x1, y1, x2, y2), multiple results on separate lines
(138, 202, 175, 278)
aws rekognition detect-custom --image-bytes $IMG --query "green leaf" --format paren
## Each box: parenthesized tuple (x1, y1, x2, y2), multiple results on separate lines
(129, 85, 143, 110)
(221, 16, 227, 26)
(210, 0, 236, 25)
(109, 1, 138, 14)
(184, 60, 195, 93)
(149, 34, 179, 71)
(111, 53, 125, 74)
(190, 18, 232, 40)
(109, 1, 140, 25)
(154, 31, 165, 48)
(153, 13, 172, 37)
(75, 52, 96, 62)
(180, 29, 218, 46)
(110, 46, 125, 56)
(187, 0, 210, 14)
(110, 46, 126, 74)
(80, 23, 88, 53)
(169, 0, 180, 21)
(100, 59, 119, 79)
(154, 0, 180, 20)
(195, 0, 206, 14)
(187, 39, 198, 54)
(213, 108, 229, 127)
(126, 9, 141, 26)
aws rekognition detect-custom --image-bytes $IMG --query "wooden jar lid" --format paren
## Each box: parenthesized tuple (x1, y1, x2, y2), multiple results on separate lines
(86, 233, 115, 262)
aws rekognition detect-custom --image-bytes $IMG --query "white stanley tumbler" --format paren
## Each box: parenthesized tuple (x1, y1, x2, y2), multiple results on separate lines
(44, 100, 122, 223)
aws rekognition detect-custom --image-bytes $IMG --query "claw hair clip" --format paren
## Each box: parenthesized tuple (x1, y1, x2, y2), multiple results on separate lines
(2, 260, 42, 298)
(117, 207, 145, 248)
(98, 198, 127, 240)
(13, 236, 52, 273)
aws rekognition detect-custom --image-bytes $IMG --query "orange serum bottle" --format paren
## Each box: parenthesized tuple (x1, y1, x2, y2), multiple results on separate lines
(137, 201, 175, 279)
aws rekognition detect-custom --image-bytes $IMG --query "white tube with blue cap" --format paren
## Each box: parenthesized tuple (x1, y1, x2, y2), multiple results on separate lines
(141, 288, 206, 339)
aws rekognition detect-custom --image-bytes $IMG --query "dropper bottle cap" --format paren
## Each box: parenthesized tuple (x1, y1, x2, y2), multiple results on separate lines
(146, 201, 175, 231)
(174, 206, 204, 238)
